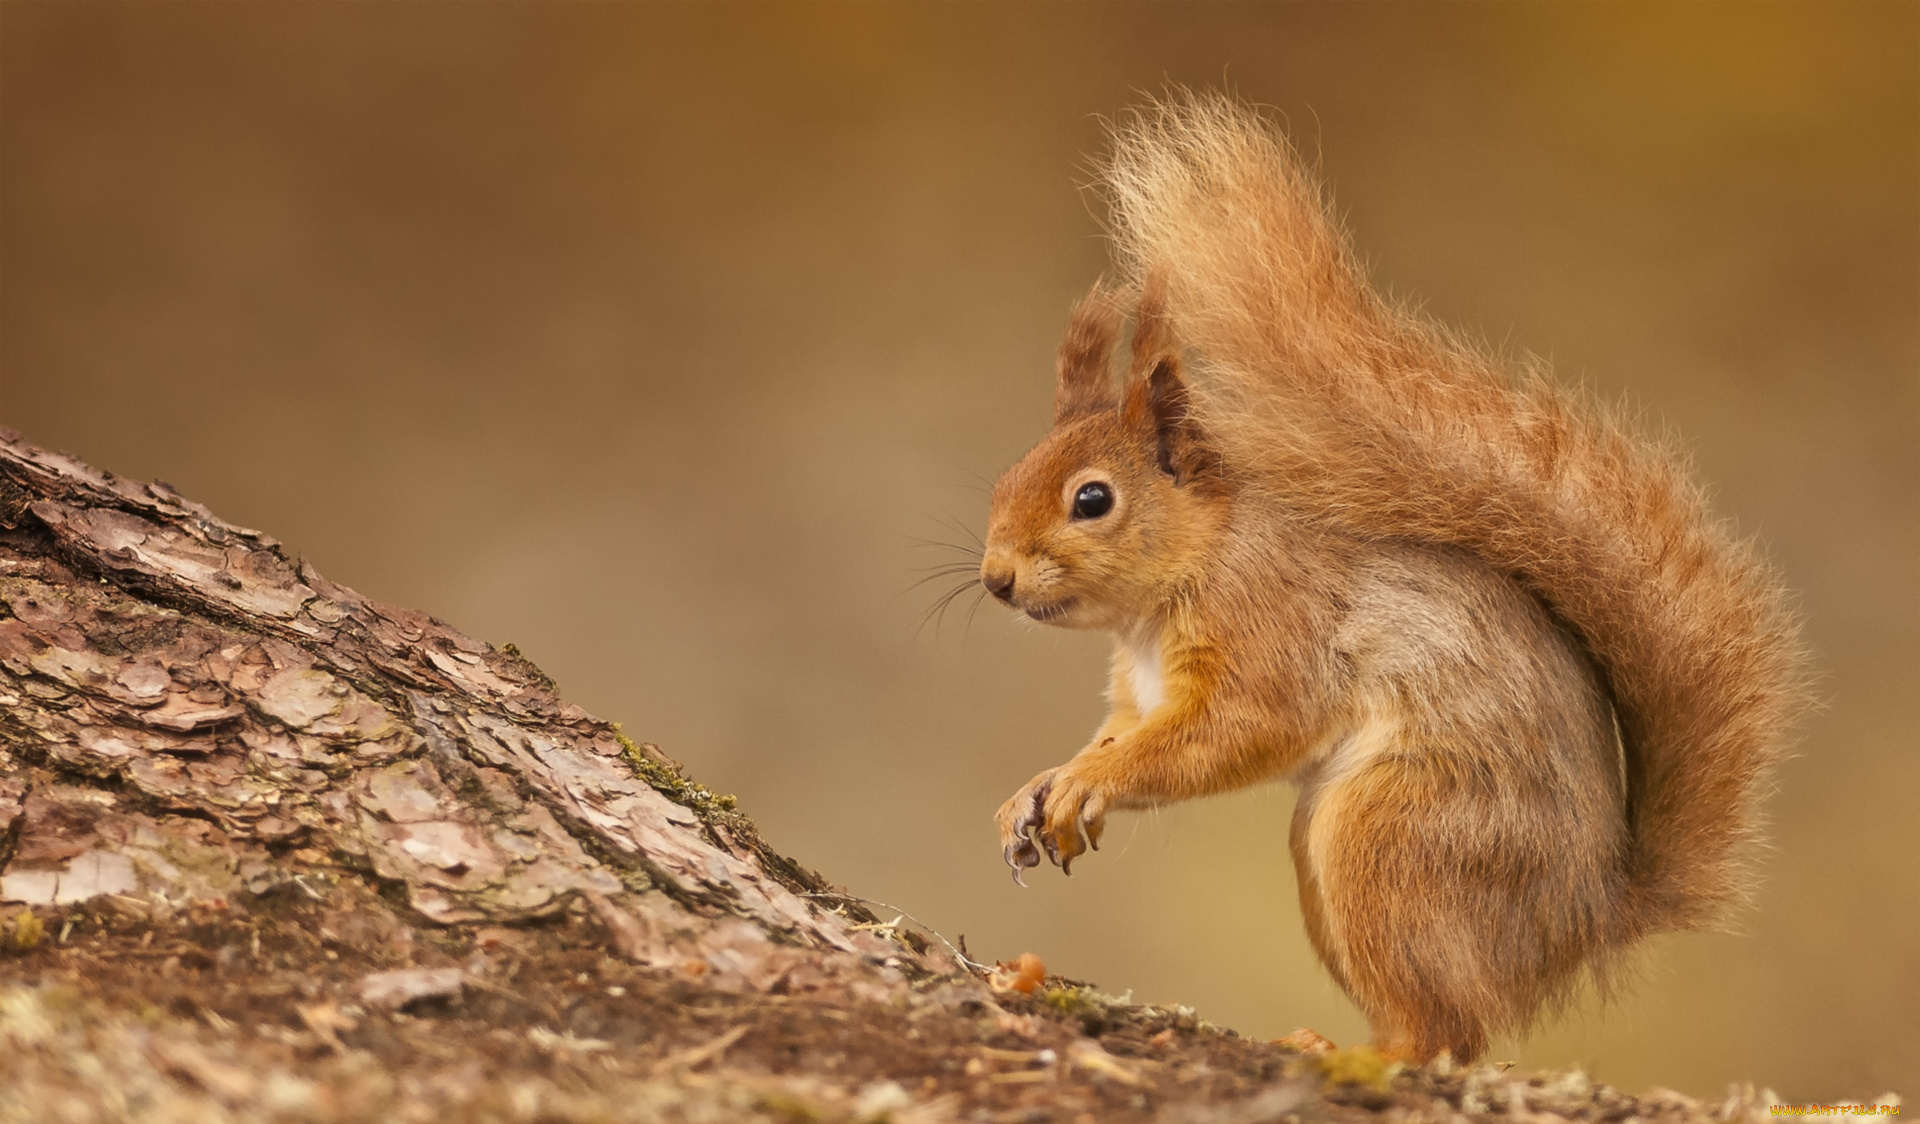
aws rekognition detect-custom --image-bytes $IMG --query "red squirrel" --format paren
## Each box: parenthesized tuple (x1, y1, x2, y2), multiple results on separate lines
(980, 94, 1807, 1063)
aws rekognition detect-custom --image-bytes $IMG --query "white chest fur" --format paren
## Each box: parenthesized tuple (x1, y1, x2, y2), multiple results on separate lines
(1122, 631, 1168, 714)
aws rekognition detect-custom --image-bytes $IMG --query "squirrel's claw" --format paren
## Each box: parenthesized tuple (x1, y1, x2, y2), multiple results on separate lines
(1004, 834, 1042, 884)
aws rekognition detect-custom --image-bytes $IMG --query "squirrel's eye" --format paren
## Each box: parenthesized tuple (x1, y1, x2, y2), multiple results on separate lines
(1071, 482, 1114, 521)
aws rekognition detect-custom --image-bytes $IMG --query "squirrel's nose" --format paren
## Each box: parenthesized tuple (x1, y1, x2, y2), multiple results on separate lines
(982, 569, 1016, 602)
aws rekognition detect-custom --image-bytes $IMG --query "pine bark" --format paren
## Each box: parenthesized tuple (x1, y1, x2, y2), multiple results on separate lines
(0, 428, 938, 990)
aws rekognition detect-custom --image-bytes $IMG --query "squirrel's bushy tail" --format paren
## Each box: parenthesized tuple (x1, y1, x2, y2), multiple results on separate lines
(1104, 92, 1807, 936)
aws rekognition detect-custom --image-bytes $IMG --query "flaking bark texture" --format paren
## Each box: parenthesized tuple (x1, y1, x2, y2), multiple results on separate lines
(0, 428, 926, 988)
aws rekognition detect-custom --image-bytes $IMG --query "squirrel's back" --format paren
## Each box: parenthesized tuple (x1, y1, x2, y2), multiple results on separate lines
(1102, 93, 1808, 936)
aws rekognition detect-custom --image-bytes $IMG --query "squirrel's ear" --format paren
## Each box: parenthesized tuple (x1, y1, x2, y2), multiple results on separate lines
(1124, 354, 1219, 487)
(1054, 286, 1122, 424)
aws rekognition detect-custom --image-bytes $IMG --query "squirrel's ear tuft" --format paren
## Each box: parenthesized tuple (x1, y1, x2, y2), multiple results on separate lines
(1054, 285, 1122, 424)
(1128, 270, 1175, 382)
(1124, 353, 1219, 487)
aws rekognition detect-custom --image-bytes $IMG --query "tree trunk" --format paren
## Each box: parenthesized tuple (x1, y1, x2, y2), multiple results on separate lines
(0, 428, 923, 982)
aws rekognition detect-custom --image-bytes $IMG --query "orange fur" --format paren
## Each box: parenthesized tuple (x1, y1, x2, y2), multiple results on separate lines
(982, 93, 1808, 1061)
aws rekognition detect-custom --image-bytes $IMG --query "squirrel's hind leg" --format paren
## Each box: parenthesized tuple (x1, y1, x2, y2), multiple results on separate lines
(1291, 755, 1492, 1062)
(1290, 744, 1602, 1064)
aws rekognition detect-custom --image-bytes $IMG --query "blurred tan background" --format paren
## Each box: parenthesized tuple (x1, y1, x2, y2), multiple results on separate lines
(2, 2, 1914, 1098)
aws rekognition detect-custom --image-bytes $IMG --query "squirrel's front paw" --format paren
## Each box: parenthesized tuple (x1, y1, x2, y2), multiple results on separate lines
(996, 766, 1108, 884)
(996, 770, 1053, 884)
